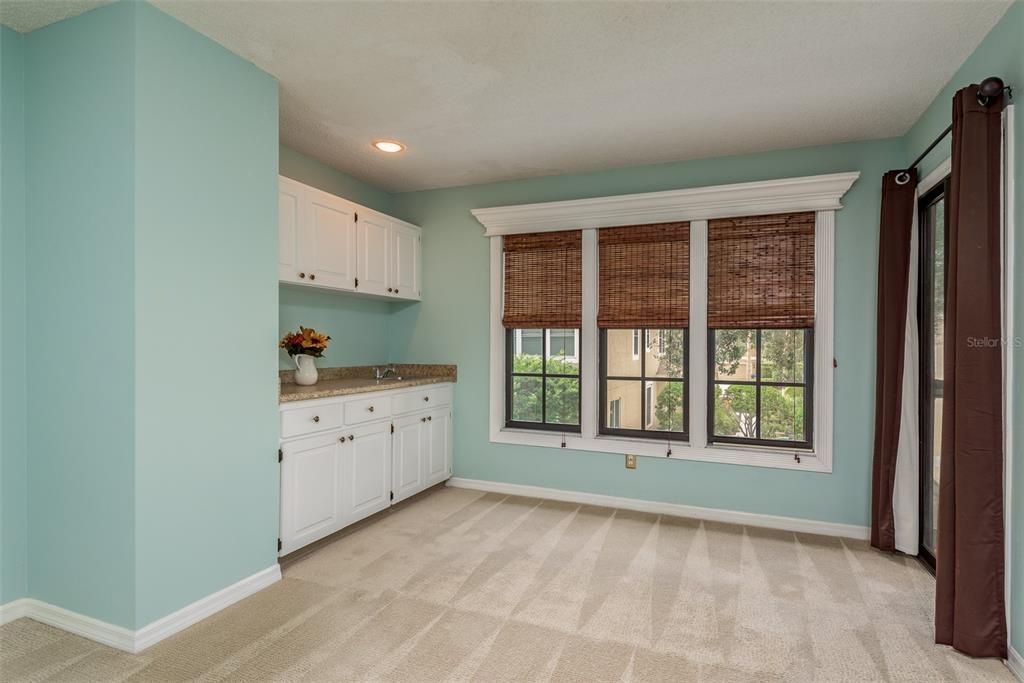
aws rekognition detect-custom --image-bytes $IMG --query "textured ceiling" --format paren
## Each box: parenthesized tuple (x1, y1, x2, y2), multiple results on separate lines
(0, 0, 112, 33)
(3, 1, 1013, 192)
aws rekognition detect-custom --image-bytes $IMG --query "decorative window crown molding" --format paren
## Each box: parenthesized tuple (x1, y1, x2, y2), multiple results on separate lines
(473, 172, 860, 236)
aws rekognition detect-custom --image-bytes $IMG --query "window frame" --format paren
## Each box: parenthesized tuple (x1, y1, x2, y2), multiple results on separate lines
(707, 328, 814, 449)
(505, 327, 582, 433)
(485, 172, 851, 473)
(598, 328, 690, 441)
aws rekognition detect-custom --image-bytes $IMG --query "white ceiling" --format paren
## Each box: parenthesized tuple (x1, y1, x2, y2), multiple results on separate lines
(3, 1, 1012, 193)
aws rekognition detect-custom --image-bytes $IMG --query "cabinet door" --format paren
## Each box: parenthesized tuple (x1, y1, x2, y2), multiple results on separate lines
(304, 190, 357, 290)
(346, 421, 392, 523)
(424, 408, 452, 487)
(392, 415, 424, 503)
(280, 431, 345, 554)
(278, 178, 306, 284)
(356, 212, 390, 296)
(390, 223, 421, 299)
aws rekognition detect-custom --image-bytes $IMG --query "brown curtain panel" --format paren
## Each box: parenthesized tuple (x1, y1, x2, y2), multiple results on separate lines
(708, 212, 815, 329)
(598, 222, 690, 328)
(502, 230, 582, 328)
(870, 170, 918, 552)
(935, 85, 1006, 658)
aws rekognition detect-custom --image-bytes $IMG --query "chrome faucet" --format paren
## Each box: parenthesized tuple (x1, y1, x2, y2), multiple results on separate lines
(374, 365, 399, 381)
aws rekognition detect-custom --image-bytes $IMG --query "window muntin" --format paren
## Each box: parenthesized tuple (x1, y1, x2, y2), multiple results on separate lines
(600, 328, 688, 439)
(708, 329, 812, 448)
(506, 328, 581, 432)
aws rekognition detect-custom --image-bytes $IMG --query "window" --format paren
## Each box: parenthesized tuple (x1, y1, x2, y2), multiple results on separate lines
(507, 328, 581, 431)
(709, 329, 812, 447)
(705, 212, 815, 449)
(601, 329, 688, 437)
(502, 230, 582, 433)
(598, 221, 690, 440)
(485, 172, 850, 471)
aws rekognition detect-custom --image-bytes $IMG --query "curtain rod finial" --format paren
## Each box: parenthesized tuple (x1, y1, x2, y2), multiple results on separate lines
(978, 76, 1010, 106)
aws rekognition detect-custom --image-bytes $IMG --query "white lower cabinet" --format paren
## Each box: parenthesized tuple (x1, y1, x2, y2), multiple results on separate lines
(279, 383, 453, 555)
(392, 414, 425, 503)
(279, 431, 344, 554)
(347, 421, 392, 521)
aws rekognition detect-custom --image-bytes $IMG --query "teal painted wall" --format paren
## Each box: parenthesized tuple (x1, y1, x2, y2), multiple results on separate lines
(902, 0, 1024, 656)
(390, 137, 904, 526)
(280, 145, 392, 214)
(278, 146, 402, 370)
(132, 3, 279, 627)
(0, 25, 28, 605)
(24, 2, 137, 626)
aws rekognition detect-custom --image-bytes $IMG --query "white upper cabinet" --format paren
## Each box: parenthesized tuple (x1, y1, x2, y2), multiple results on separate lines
(278, 177, 304, 283)
(389, 221, 421, 300)
(356, 211, 391, 296)
(305, 190, 357, 290)
(279, 176, 422, 301)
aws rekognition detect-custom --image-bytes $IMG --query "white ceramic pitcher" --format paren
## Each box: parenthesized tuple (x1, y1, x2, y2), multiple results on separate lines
(293, 354, 319, 386)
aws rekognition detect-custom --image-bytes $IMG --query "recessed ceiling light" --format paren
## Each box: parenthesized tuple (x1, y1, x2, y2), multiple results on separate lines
(373, 140, 405, 153)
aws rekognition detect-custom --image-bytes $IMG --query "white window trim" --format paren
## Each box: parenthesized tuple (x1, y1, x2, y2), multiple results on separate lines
(484, 172, 859, 472)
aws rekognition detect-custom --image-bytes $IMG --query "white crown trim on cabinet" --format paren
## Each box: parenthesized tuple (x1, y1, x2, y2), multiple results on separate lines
(446, 478, 870, 540)
(0, 564, 281, 653)
(472, 172, 860, 236)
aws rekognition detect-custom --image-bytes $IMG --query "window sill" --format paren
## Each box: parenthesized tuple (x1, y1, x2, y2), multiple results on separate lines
(490, 428, 831, 473)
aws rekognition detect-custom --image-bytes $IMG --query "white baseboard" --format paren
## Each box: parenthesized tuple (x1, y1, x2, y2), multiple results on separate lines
(0, 564, 281, 654)
(1008, 646, 1023, 682)
(447, 477, 870, 540)
(0, 597, 32, 626)
(133, 564, 281, 652)
(6, 598, 135, 651)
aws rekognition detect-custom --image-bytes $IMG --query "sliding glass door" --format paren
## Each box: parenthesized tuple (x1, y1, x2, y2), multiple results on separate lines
(918, 179, 948, 571)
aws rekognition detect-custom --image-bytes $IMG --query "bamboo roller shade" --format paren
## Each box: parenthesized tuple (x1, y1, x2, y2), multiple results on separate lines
(502, 230, 582, 328)
(707, 212, 815, 329)
(598, 222, 690, 328)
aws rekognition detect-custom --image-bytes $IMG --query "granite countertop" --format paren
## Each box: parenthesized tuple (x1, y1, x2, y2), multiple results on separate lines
(279, 364, 456, 404)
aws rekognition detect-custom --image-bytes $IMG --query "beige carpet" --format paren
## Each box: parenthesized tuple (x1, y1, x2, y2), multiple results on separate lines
(0, 486, 1014, 682)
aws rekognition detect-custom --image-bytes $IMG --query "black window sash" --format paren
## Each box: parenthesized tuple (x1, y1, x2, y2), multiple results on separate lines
(706, 328, 814, 449)
(505, 328, 582, 433)
(598, 328, 689, 441)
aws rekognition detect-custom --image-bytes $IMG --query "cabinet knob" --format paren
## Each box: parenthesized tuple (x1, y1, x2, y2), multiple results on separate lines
(421, 417, 426, 422)
(394, 289, 399, 294)
(348, 434, 354, 441)
(368, 405, 375, 412)
(299, 272, 306, 279)
(309, 273, 316, 281)
(312, 415, 319, 423)
(428, 416, 432, 421)
(423, 396, 429, 402)
(387, 287, 393, 293)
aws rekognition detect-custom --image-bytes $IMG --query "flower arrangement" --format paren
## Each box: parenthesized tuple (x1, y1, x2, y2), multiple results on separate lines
(280, 326, 331, 358)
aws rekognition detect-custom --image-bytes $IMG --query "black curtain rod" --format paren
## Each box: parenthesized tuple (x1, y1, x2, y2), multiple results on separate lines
(896, 76, 1011, 185)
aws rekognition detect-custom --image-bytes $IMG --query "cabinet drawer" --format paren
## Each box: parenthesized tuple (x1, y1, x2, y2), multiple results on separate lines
(392, 385, 452, 415)
(344, 395, 391, 425)
(281, 403, 344, 439)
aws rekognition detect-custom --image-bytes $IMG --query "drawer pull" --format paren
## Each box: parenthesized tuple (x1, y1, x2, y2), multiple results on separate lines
(312, 415, 320, 423)
(368, 405, 375, 412)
